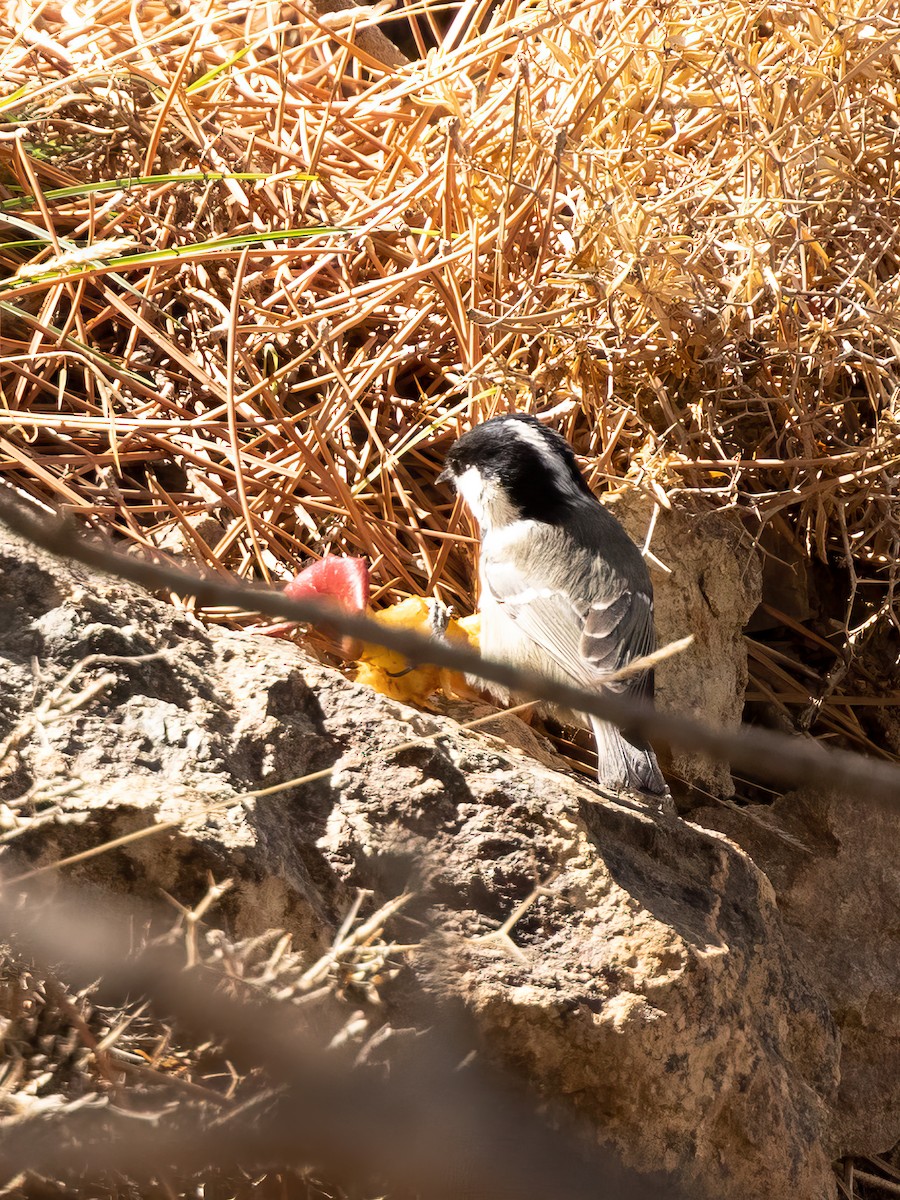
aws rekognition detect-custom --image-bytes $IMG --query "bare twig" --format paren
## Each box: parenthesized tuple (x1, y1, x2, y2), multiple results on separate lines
(2, 489, 900, 807)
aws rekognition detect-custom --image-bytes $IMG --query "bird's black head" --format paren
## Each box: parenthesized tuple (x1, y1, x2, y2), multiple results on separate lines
(438, 413, 594, 526)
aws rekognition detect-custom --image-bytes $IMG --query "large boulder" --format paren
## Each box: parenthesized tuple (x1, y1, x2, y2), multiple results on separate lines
(696, 786, 900, 1157)
(0, 522, 837, 1198)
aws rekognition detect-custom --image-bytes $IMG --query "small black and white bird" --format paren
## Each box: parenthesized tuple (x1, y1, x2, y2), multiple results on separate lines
(437, 413, 667, 796)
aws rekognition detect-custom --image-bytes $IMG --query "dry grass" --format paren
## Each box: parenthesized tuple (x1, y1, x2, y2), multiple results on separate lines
(1, 0, 900, 753)
(0, 882, 412, 1199)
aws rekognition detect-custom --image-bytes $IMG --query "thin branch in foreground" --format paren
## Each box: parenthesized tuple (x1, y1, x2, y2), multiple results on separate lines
(1, 487, 899, 806)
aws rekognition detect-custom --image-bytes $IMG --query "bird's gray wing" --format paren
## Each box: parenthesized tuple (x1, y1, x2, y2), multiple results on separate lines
(581, 585, 656, 697)
(483, 555, 654, 695)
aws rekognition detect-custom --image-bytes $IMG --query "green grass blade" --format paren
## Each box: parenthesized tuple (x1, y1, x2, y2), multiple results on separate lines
(0, 171, 316, 212)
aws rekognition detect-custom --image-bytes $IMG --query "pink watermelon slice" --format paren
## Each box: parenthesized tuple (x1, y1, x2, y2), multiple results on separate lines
(284, 556, 369, 613)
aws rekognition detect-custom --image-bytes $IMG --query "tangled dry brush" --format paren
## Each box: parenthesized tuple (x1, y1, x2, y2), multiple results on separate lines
(1, 0, 900, 672)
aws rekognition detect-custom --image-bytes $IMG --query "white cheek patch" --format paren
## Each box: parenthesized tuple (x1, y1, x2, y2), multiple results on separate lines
(454, 467, 521, 530)
(454, 466, 487, 525)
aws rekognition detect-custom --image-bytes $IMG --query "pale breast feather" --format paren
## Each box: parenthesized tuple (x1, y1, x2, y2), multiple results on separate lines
(479, 521, 656, 691)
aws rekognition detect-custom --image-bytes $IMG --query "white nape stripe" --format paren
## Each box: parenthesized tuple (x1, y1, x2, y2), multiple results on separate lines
(503, 420, 582, 498)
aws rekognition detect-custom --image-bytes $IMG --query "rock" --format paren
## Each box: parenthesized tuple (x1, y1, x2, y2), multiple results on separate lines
(614, 497, 763, 797)
(324, 733, 838, 1198)
(694, 787, 900, 1157)
(0, 522, 836, 1198)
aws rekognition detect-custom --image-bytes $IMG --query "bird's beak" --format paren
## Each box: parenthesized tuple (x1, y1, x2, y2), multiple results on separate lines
(436, 466, 455, 487)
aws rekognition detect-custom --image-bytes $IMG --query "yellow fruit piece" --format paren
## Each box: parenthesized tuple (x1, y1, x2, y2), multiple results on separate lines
(455, 612, 480, 647)
(354, 598, 479, 705)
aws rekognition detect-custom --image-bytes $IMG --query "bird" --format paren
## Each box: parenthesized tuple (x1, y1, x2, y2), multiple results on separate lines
(437, 412, 668, 796)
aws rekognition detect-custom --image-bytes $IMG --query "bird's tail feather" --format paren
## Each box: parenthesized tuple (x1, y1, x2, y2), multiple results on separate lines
(590, 718, 668, 796)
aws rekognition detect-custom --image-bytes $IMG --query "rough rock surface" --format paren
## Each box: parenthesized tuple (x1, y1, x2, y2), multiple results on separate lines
(695, 787, 900, 1157)
(0, 524, 838, 1198)
(616, 497, 763, 797)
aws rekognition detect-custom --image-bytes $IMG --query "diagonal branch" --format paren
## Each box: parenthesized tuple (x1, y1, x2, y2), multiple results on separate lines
(1, 485, 897, 804)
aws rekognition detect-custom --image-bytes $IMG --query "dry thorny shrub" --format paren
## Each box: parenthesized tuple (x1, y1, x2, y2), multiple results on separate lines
(1, 0, 900, 752)
(0, 883, 413, 1199)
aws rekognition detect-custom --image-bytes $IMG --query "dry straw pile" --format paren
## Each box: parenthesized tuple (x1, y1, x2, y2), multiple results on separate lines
(1, 0, 900, 741)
